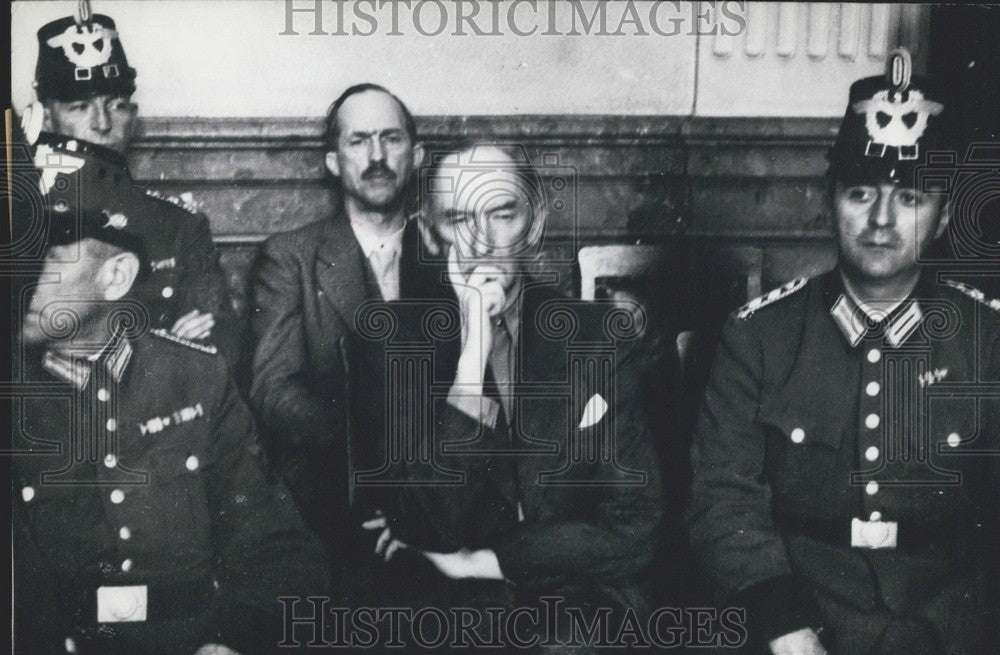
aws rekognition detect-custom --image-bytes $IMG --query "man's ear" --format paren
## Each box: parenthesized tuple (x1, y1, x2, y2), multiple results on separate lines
(324, 151, 340, 178)
(101, 252, 140, 301)
(41, 103, 54, 131)
(412, 142, 425, 170)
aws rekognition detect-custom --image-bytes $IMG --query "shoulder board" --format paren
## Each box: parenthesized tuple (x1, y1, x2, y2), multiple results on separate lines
(736, 277, 808, 320)
(145, 189, 201, 215)
(942, 280, 1000, 312)
(150, 328, 218, 354)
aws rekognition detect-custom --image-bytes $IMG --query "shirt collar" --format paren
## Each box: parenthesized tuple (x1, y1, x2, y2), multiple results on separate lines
(828, 273, 924, 348)
(350, 219, 407, 260)
(42, 328, 133, 389)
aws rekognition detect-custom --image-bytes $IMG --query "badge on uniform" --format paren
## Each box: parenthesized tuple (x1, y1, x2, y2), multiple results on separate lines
(138, 403, 204, 435)
(97, 585, 147, 622)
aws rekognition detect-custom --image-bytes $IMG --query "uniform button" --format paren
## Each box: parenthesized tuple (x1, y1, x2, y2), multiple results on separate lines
(870, 511, 882, 522)
(22, 486, 35, 502)
(865, 414, 880, 429)
(161, 286, 174, 298)
(65, 637, 77, 653)
(790, 428, 805, 444)
(865, 481, 879, 495)
(865, 381, 880, 396)
(865, 446, 879, 462)
(106, 418, 117, 432)
(867, 348, 881, 363)
(121, 559, 133, 573)
(947, 432, 961, 448)
(110, 489, 125, 504)
(119, 526, 131, 540)
(185, 455, 199, 471)
(97, 388, 110, 402)
(103, 454, 117, 468)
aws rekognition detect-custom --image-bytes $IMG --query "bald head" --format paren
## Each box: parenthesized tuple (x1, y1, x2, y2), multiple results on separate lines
(421, 143, 547, 280)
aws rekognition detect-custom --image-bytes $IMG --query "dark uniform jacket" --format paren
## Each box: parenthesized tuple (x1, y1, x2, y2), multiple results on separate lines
(249, 212, 438, 555)
(13, 329, 327, 654)
(348, 282, 664, 606)
(33, 133, 239, 361)
(687, 269, 1000, 654)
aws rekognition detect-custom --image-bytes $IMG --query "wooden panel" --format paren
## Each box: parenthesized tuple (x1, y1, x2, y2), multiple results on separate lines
(127, 115, 842, 324)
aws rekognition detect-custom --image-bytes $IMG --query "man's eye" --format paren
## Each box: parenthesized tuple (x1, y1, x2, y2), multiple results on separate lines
(109, 99, 130, 111)
(846, 188, 874, 202)
(896, 190, 921, 206)
(69, 102, 89, 112)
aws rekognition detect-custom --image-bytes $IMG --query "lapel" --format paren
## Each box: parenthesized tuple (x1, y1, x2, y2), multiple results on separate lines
(314, 209, 381, 326)
(507, 282, 571, 505)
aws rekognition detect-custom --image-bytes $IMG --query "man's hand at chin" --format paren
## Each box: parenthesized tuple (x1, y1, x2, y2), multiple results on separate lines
(769, 628, 827, 655)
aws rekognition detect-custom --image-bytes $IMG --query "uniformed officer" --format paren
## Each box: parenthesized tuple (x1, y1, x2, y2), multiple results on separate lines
(13, 144, 327, 653)
(687, 50, 999, 655)
(23, 3, 238, 362)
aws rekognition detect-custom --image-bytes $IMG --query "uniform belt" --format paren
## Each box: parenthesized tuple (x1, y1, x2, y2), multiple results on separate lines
(774, 513, 975, 552)
(69, 579, 215, 623)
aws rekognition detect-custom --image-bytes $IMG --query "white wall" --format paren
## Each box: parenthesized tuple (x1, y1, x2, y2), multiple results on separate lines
(11, 1, 927, 118)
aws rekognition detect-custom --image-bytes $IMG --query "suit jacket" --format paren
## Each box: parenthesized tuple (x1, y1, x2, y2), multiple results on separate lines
(347, 281, 664, 601)
(249, 210, 439, 550)
(687, 270, 1000, 654)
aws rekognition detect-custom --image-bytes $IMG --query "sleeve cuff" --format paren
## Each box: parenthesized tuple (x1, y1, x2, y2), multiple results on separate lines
(447, 387, 499, 429)
(732, 574, 824, 645)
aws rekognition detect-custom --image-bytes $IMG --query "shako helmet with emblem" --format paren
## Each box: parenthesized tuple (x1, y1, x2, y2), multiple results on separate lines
(35, 134, 149, 270)
(34, 7, 137, 103)
(827, 48, 957, 188)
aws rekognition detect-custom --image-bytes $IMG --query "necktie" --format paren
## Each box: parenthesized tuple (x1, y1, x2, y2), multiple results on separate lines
(489, 317, 513, 426)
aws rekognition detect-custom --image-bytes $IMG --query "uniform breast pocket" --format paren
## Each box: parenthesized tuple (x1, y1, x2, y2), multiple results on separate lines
(759, 402, 846, 452)
(759, 402, 852, 512)
(134, 442, 212, 552)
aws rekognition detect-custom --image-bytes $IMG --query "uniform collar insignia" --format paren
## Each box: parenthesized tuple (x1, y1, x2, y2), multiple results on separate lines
(41, 328, 133, 389)
(829, 291, 923, 348)
(830, 294, 867, 347)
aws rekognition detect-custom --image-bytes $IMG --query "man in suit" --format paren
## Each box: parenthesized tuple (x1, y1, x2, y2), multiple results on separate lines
(24, 8, 238, 361)
(250, 84, 437, 569)
(13, 136, 326, 655)
(354, 143, 664, 649)
(687, 50, 999, 654)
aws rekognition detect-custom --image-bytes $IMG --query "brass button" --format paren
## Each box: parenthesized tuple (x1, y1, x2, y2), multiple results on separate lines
(22, 486, 35, 502)
(790, 428, 805, 444)
(865, 381, 880, 396)
(864, 446, 879, 462)
(865, 414, 880, 429)
(185, 455, 199, 471)
(161, 286, 174, 299)
(947, 432, 960, 448)
(867, 348, 881, 363)
(121, 558, 133, 573)
(865, 481, 879, 495)
(110, 489, 125, 504)
(97, 388, 109, 402)
(106, 418, 117, 432)
(119, 526, 131, 540)
(103, 454, 117, 468)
